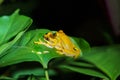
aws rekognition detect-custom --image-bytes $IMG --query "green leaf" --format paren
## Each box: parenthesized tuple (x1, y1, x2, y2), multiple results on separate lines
(0, 9, 32, 62)
(0, 9, 33, 45)
(11, 67, 56, 79)
(71, 37, 90, 55)
(58, 45, 120, 80)
(0, 29, 60, 68)
(66, 61, 95, 68)
(59, 64, 108, 79)
(83, 45, 120, 80)
(0, 46, 38, 67)
(58, 57, 108, 79)
(0, 31, 24, 58)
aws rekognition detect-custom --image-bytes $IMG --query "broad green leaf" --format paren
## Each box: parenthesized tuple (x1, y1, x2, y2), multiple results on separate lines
(0, 31, 24, 58)
(11, 67, 56, 79)
(58, 45, 120, 80)
(0, 46, 40, 67)
(0, 9, 32, 62)
(59, 65, 108, 79)
(66, 61, 95, 68)
(57, 57, 108, 79)
(0, 9, 32, 45)
(82, 45, 120, 80)
(71, 37, 90, 55)
(0, 29, 61, 68)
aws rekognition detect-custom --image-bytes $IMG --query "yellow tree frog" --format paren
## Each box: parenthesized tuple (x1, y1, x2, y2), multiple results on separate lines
(34, 30, 81, 58)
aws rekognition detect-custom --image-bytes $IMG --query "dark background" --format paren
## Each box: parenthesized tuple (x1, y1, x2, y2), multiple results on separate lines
(0, 0, 119, 45)
(31, 0, 114, 46)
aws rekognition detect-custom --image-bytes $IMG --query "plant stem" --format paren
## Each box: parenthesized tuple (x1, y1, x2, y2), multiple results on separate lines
(45, 69, 49, 80)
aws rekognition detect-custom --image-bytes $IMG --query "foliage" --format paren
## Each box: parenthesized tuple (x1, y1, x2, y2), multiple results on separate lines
(0, 9, 120, 80)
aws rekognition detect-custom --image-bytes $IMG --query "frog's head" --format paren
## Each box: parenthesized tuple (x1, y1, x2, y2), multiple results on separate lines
(45, 30, 81, 58)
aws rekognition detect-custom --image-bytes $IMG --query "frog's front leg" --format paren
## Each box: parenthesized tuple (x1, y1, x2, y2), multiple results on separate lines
(34, 39, 53, 48)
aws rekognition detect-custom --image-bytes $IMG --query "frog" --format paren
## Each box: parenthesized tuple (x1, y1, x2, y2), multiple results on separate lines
(34, 30, 81, 58)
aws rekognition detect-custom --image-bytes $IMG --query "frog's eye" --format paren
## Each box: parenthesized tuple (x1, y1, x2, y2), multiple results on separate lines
(52, 33, 57, 37)
(44, 36, 49, 41)
(44, 32, 51, 38)
(73, 47, 78, 51)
